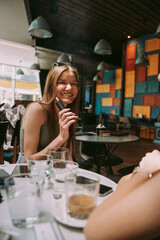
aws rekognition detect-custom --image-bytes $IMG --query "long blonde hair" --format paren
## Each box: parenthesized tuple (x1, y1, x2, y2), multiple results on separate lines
(41, 65, 80, 156)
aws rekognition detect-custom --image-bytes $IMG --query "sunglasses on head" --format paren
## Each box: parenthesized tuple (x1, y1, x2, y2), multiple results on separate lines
(52, 62, 72, 68)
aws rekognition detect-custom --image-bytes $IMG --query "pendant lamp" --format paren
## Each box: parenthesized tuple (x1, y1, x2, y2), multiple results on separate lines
(135, 54, 149, 66)
(93, 74, 102, 81)
(28, 16, 53, 39)
(155, 24, 160, 38)
(30, 63, 40, 71)
(16, 68, 24, 75)
(94, 39, 112, 55)
(97, 61, 109, 71)
(30, 50, 40, 71)
(16, 60, 24, 75)
(57, 53, 71, 65)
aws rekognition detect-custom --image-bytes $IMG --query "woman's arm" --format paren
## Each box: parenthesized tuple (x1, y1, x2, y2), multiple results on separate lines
(84, 172, 160, 240)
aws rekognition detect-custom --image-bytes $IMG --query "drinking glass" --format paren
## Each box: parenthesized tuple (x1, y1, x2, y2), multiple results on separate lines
(4, 173, 44, 228)
(48, 147, 69, 161)
(65, 172, 100, 219)
(27, 154, 54, 189)
(48, 147, 78, 194)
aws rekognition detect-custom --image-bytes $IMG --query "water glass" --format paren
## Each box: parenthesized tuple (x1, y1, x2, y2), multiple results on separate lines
(4, 173, 44, 228)
(65, 172, 100, 219)
(48, 147, 69, 161)
(53, 160, 79, 182)
(27, 154, 53, 189)
(27, 154, 52, 171)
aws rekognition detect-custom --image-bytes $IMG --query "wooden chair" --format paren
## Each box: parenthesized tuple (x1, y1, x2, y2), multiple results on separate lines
(108, 114, 118, 131)
(0, 121, 8, 164)
(118, 116, 131, 132)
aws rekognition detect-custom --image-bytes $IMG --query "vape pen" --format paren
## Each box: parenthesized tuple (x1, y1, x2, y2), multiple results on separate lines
(55, 97, 65, 110)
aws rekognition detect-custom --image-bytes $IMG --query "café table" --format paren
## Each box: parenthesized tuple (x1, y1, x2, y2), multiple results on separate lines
(0, 163, 117, 240)
(76, 133, 139, 174)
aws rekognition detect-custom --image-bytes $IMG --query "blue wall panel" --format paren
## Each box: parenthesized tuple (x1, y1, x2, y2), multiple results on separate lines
(151, 107, 160, 119)
(103, 70, 115, 84)
(133, 93, 143, 105)
(95, 101, 101, 115)
(96, 93, 109, 102)
(124, 98, 133, 117)
(147, 79, 159, 93)
(101, 106, 120, 116)
(116, 90, 121, 98)
(135, 82, 147, 93)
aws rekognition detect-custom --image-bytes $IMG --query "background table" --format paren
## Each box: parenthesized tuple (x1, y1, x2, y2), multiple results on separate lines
(76, 134, 139, 174)
(0, 164, 117, 240)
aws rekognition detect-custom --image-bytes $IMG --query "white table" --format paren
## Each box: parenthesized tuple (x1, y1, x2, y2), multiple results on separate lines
(0, 164, 117, 240)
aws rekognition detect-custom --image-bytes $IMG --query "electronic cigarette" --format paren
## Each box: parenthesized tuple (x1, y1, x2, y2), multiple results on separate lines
(55, 97, 65, 110)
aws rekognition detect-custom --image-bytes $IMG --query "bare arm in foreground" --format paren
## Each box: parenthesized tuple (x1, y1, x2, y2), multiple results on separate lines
(84, 150, 160, 240)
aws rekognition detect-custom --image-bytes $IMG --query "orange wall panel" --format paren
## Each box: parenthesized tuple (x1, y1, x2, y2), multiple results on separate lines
(115, 68, 122, 89)
(136, 66, 146, 82)
(133, 106, 151, 118)
(147, 54, 159, 76)
(125, 71, 135, 98)
(145, 38, 160, 52)
(126, 44, 136, 60)
(113, 98, 121, 106)
(102, 98, 113, 106)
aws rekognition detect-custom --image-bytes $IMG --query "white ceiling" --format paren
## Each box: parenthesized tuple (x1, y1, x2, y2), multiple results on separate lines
(0, 0, 34, 68)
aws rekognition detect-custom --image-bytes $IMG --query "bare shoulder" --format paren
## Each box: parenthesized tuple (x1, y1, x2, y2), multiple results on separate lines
(23, 102, 46, 125)
(26, 102, 45, 116)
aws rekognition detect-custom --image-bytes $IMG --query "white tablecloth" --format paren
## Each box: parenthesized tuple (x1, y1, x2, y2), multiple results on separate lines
(0, 164, 117, 240)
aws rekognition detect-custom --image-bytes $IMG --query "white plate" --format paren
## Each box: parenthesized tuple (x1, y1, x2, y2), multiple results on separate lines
(52, 198, 87, 228)
(52, 196, 106, 228)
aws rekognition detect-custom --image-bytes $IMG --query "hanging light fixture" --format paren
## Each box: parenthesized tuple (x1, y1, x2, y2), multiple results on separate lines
(30, 63, 40, 71)
(135, 54, 149, 66)
(97, 61, 109, 71)
(16, 68, 24, 75)
(16, 60, 24, 75)
(93, 74, 102, 81)
(155, 24, 160, 38)
(57, 53, 72, 65)
(28, 16, 53, 39)
(30, 50, 40, 71)
(135, 43, 149, 67)
(94, 39, 112, 55)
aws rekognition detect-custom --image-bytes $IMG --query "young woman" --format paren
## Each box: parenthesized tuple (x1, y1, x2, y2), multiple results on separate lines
(84, 150, 160, 240)
(19, 64, 80, 163)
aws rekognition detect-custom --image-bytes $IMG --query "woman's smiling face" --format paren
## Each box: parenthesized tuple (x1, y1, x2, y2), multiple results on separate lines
(55, 70, 79, 107)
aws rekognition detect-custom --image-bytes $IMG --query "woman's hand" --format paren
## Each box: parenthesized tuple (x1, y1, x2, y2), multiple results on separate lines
(139, 150, 160, 173)
(58, 108, 78, 141)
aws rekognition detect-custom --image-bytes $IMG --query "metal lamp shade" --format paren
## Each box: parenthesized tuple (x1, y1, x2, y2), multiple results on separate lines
(93, 74, 102, 81)
(28, 16, 53, 39)
(30, 63, 40, 71)
(57, 53, 71, 65)
(97, 61, 108, 71)
(155, 24, 160, 38)
(135, 54, 149, 66)
(94, 39, 112, 55)
(16, 69, 24, 75)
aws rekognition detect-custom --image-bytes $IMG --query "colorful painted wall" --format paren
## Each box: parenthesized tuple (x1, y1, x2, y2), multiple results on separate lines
(95, 33, 160, 120)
